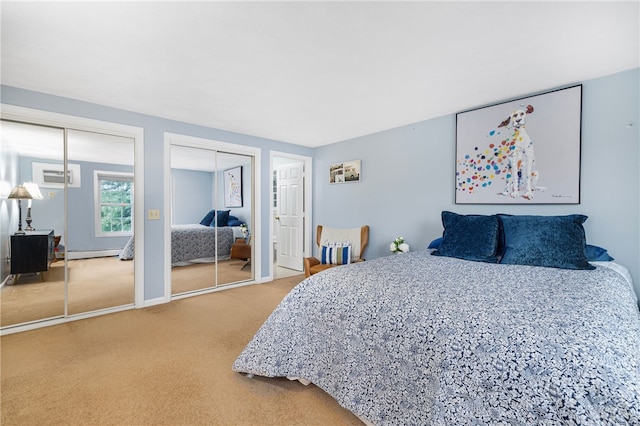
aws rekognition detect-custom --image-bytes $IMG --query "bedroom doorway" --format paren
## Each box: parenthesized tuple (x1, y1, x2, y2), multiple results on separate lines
(165, 134, 260, 299)
(272, 153, 312, 279)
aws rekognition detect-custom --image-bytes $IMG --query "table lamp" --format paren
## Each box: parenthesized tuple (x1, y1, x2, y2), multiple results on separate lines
(22, 182, 44, 231)
(7, 185, 34, 235)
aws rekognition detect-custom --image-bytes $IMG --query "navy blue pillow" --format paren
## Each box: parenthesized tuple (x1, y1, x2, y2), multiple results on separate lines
(498, 214, 595, 270)
(199, 209, 215, 226)
(432, 211, 501, 263)
(585, 244, 614, 261)
(211, 210, 231, 227)
(428, 237, 443, 249)
(227, 219, 242, 227)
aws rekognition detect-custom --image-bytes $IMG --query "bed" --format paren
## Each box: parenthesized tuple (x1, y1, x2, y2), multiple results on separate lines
(119, 210, 245, 263)
(232, 213, 640, 425)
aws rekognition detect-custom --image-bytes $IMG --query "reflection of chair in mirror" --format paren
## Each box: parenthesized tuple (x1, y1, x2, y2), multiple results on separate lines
(230, 238, 251, 270)
(304, 225, 369, 278)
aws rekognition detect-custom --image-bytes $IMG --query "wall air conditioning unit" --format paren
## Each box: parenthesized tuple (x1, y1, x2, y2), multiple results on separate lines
(32, 162, 81, 188)
(42, 169, 72, 185)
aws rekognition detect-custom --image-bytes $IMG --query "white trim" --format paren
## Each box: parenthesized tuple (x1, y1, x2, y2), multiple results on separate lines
(0, 104, 145, 330)
(66, 250, 121, 259)
(163, 132, 262, 301)
(270, 151, 313, 281)
(0, 304, 134, 336)
(143, 296, 167, 308)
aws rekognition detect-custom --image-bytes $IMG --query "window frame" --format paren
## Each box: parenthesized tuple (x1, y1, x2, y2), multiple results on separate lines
(94, 170, 134, 238)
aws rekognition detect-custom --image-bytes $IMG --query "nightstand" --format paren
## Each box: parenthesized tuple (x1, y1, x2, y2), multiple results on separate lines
(230, 238, 251, 270)
(10, 230, 55, 283)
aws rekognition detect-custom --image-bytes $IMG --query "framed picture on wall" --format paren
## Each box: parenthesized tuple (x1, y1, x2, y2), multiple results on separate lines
(330, 160, 361, 184)
(455, 85, 582, 204)
(224, 166, 243, 207)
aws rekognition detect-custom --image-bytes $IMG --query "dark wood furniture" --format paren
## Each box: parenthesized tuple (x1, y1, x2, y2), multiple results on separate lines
(10, 229, 55, 283)
(230, 237, 251, 270)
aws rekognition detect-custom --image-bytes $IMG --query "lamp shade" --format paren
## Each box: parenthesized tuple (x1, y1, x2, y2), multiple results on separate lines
(22, 182, 44, 199)
(7, 185, 33, 200)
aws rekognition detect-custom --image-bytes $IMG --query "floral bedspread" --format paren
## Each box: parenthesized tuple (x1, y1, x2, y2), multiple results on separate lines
(233, 250, 640, 425)
(119, 224, 235, 263)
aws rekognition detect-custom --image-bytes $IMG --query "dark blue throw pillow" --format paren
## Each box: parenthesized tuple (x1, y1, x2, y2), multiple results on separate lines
(199, 209, 215, 226)
(432, 211, 501, 263)
(211, 210, 231, 227)
(585, 244, 614, 261)
(498, 214, 595, 270)
(428, 237, 443, 249)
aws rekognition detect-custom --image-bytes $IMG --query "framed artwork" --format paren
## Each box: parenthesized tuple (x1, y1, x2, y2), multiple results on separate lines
(224, 166, 243, 207)
(330, 160, 361, 184)
(455, 85, 582, 204)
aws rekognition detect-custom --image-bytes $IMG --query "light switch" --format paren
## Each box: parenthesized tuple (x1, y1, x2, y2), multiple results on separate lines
(147, 209, 161, 220)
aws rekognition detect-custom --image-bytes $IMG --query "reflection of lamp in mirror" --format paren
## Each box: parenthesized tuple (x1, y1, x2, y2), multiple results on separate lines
(7, 185, 34, 235)
(23, 182, 44, 231)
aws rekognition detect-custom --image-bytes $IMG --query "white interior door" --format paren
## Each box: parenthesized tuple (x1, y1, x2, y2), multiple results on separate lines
(276, 162, 304, 271)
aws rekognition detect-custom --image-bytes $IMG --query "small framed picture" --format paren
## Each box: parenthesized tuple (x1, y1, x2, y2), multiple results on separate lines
(330, 160, 361, 184)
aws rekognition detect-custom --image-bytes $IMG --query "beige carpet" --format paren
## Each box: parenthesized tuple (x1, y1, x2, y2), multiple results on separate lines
(1, 257, 253, 327)
(1, 275, 363, 425)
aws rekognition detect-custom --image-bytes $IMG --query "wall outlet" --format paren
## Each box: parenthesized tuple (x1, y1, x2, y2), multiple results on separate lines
(147, 209, 161, 220)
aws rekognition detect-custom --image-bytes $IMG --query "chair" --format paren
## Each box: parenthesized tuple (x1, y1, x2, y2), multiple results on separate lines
(230, 237, 251, 270)
(303, 225, 369, 278)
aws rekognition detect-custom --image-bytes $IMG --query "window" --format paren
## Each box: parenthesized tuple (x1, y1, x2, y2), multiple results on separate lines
(94, 171, 134, 237)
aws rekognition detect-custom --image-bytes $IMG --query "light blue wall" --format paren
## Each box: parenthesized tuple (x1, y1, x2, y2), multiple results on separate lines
(19, 156, 133, 251)
(312, 68, 640, 301)
(171, 166, 252, 226)
(1, 85, 313, 301)
(171, 168, 214, 225)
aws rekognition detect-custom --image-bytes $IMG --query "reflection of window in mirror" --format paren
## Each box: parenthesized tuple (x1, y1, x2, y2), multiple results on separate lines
(94, 171, 134, 237)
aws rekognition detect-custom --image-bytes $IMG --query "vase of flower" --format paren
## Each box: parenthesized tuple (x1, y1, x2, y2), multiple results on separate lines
(390, 236, 410, 254)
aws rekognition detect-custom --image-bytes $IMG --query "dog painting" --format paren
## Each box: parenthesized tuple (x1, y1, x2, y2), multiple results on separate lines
(497, 104, 545, 199)
(455, 85, 582, 204)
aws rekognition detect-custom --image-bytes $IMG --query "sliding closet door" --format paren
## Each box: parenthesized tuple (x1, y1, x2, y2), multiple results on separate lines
(0, 121, 66, 327)
(65, 130, 135, 314)
(170, 144, 218, 294)
(170, 144, 253, 296)
(216, 152, 253, 287)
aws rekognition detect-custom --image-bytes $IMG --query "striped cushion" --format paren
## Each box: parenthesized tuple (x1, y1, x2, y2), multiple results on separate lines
(321, 243, 352, 265)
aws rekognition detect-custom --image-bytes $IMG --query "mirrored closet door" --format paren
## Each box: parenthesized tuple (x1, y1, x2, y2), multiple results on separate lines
(170, 144, 253, 296)
(1, 121, 65, 326)
(1, 120, 137, 329)
(66, 129, 135, 314)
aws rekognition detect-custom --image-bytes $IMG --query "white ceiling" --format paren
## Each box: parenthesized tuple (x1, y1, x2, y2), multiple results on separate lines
(1, 1, 638, 148)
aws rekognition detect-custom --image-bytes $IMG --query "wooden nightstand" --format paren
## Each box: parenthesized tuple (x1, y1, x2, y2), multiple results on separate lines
(230, 238, 251, 270)
(10, 230, 55, 283)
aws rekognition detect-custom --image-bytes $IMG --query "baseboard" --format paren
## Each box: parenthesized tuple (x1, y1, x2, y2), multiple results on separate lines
(0, 274, 13, 289)
(143, 296, 168, 308)
(67, 249, 121, 260)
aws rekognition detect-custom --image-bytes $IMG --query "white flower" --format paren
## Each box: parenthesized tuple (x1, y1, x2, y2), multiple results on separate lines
(390, 236, 410, 253)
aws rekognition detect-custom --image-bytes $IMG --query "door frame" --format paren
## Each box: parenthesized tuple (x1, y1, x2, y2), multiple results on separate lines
(0, 104, 145, 335)
(163, 132, 262, 301)
(270, 151, 312, 280)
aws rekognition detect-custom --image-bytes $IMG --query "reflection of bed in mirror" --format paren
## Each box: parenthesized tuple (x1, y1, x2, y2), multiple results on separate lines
(119, 224, 244, 264)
